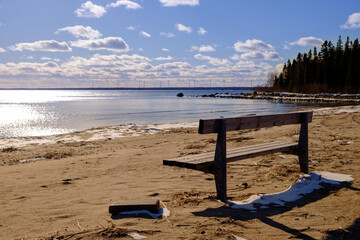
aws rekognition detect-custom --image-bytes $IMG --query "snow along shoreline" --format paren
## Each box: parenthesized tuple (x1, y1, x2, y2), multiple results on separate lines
(197, 91, 360, 104)
(1, 104, 359, 149)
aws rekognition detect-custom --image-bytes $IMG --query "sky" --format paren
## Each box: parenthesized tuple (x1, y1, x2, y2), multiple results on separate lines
(0, 0, 359, 88)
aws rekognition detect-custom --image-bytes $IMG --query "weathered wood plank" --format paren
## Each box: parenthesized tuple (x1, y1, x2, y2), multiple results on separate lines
(109, 199, 160, 214)
(163, 142, 297, 165)
(298, 112, 309, 173)
(164, 141, 292, 164)
(213, 119, 227, 201)
(199, 111, 313, 134)
(163, 141, 298, 171)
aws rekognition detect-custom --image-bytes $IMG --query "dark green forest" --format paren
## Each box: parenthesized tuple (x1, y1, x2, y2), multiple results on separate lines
(272, 36, 360, 93)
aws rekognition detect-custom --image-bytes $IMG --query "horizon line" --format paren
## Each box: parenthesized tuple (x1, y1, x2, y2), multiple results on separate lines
(0, 87, 260, 91)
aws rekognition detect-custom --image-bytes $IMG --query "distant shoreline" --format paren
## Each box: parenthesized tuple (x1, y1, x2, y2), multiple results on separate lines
(197, 91, 360, 104)
(0, 87, 255, 91)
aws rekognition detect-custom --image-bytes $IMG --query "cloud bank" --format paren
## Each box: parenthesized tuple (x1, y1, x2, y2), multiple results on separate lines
(10, 40, 72, 52)
(0, 52, 273, 87)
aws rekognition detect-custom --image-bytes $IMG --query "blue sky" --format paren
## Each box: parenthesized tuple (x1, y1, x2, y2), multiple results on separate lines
(0, 0, 359, 88)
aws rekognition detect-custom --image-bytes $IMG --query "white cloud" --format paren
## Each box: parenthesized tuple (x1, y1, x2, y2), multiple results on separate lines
(194, 54, 231, 66)
(10, 40, 72, 52)
(41, 57, 52, 61)
(232, 51, 281, 61)
(26, 56, 34, 60)
(0, 48, 6, 53)
(283, 44, 290, 50)
(0, 61, 61, 79)
(55, 25, 102, 39)
(155, 61, 192, 70)
(0, 22, 3, 26)
(191, 45, 215, 52)
(199, 45, 215, 52)
(127, 26, 136, 31)
(176, 23, 192, 33)
(154, 56, 174, 61)
(70, 37, 129, 52)
(159, 0, 199, 7)
(234, 39, 274, 52)
(198, 27, 207, 36)
(73, 53, 151, 65)
(60, 54, 153, 76)
(139, 31, 151, 38)
(41, 57, 60, 62)
(274, 63, 284, 75)
(341, 12, 360, 29)
(162, 48, 170, 52)
(75, 1, 106, 18)
(160, 32, 175, 38)
(290, 36, 324, 47)
(138, 48, 144, 52)
(106, 0, 142, 9)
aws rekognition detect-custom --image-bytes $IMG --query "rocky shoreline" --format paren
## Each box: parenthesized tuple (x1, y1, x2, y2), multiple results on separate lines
(197, 91, 360, 104)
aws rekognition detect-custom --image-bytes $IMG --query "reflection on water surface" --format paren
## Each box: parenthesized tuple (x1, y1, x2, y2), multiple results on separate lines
(0, 89, 316, 138)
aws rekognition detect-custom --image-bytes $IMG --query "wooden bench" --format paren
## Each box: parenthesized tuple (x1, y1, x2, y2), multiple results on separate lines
(163, 111, 313, 202)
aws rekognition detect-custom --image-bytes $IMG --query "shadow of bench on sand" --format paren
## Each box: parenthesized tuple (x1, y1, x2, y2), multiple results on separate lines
(192, 182, 359, 240)
(325, 217, 360, 240)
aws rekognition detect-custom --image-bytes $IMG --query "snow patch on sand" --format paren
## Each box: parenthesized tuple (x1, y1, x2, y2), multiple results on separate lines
(0, 122, 197, 148)
(228, 171, 353, 211)
(314, 105, 360, 116)
(126, 232, 147, 240)
(115, 207, 170, 219)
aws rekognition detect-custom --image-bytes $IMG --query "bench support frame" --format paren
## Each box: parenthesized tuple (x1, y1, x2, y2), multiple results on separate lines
(212, 112, 311, 202)
(213, 119, 227, 202)
(163, 111, 313, 203)
(298, 112, 309, 173)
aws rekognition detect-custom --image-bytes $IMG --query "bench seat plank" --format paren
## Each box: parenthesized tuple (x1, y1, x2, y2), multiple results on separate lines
(163, 141, 298, 172)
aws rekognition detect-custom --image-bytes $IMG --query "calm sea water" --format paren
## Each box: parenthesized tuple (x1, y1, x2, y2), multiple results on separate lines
(0, 89, 319, 138)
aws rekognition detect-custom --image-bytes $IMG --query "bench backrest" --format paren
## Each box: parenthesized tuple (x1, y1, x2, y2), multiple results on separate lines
(198, 111, 313, 134)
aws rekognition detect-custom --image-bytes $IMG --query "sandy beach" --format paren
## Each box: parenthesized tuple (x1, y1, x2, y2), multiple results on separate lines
(1, 105, 360, 240)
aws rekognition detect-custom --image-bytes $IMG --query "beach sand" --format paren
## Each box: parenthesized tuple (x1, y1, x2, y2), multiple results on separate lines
(0, 106, 359, 239)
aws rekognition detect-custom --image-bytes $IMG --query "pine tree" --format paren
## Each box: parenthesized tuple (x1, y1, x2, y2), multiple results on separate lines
(271, 36, 360, 93)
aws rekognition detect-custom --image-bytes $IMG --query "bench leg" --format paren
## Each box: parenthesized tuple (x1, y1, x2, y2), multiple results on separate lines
(214, 119, 227, 202)
(298, 113, 309, 173)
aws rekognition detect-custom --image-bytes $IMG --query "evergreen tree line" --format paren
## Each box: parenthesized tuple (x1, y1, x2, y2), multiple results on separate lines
(272, 36, 360, 93)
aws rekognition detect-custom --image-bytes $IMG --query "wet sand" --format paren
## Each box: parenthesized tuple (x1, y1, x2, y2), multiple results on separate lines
(0, 106, 359, 239)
